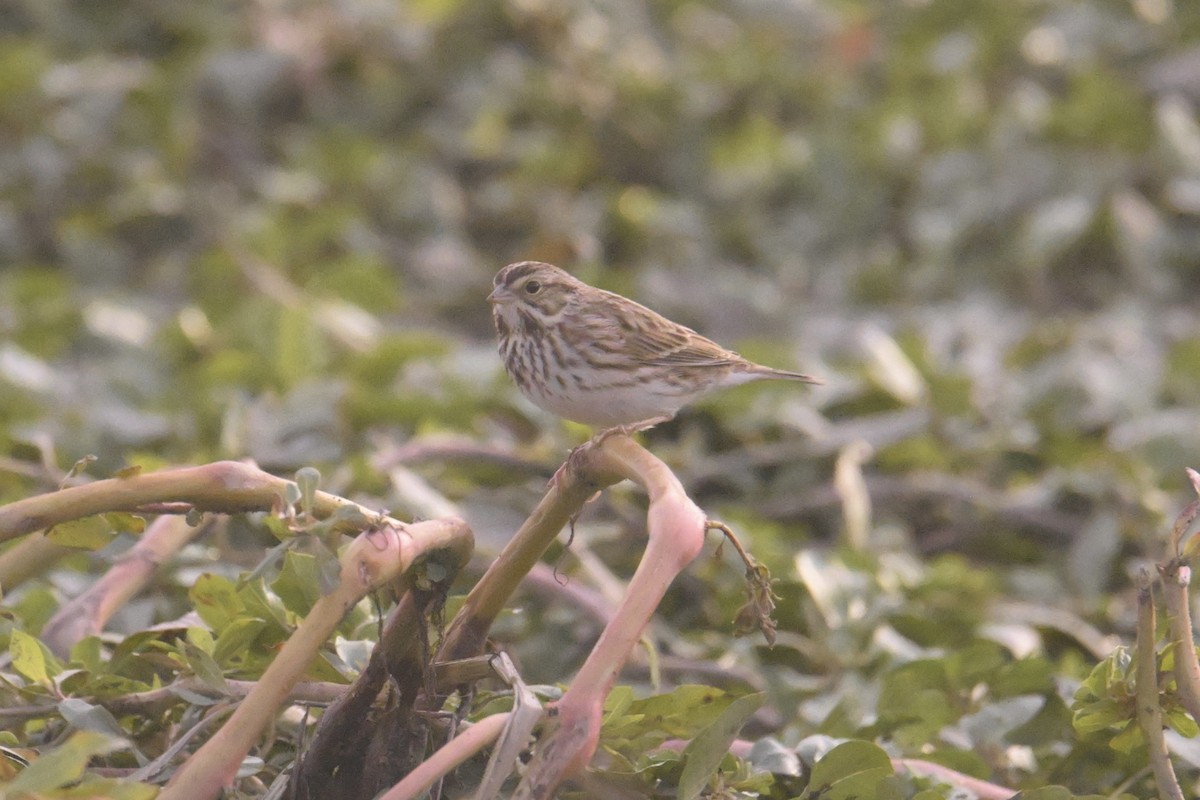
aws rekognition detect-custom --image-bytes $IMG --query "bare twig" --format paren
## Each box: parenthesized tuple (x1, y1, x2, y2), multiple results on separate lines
(707, 520, 778, 645)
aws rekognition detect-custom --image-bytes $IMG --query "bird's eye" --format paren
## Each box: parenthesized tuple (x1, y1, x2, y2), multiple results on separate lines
(524, 280, 542, 295)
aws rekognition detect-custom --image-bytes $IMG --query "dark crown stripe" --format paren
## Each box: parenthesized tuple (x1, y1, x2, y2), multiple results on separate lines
(498, 261, 548, 287)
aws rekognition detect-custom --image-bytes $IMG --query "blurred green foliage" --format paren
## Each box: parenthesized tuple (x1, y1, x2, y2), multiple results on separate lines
(3, 0, 1200, 796)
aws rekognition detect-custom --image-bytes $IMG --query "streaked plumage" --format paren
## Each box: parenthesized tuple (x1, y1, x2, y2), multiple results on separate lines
(489, 261, 820, 430)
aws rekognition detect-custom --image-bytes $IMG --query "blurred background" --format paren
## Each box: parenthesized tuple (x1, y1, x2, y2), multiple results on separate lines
(4, 0, 1200, 546)
(4, 0, 1200, 792)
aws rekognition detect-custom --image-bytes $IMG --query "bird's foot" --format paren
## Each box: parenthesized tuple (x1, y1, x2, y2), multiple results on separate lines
(591, 414, 674, 448)
(548, 415, 674, 491)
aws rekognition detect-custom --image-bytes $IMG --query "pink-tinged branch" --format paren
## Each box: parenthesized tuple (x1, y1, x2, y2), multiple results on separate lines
(894, 758, 1015, 800)
(41, 515, 205, 657)
(515, 435, 707, 797)
(376, 713, 510, 800)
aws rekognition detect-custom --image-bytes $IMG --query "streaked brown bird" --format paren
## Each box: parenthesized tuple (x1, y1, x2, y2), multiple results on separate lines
(489, 261, 820, 435)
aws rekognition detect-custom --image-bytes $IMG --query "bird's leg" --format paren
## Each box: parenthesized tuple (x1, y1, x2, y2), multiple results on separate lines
(547, 415, 675, 492)
(590, 414, 675, 448)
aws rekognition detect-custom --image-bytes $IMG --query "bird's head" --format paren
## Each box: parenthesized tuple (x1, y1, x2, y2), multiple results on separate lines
(489, 261, 580, 329)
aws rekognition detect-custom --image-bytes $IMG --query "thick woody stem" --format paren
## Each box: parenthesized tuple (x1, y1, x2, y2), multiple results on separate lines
(1159, 471, 1200, 730)
(1159, 561, 1200, 726)
(437, 444, 623, 662)
(1134, 571, 1185, 800)
(514, 436, 707, 798)
(0, 460, 373, 545)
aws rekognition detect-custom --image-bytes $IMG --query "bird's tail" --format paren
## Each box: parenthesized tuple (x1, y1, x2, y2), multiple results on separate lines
(754, 366, 823, 385)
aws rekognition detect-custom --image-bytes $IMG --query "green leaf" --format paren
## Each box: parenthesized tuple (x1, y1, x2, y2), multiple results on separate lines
(239, 578, 294, 631)
(1072, 700, 1129, 734)
(1108, 721, 1143, 754)
(261, 511, 295, 542)
(63, 455, 98, 483)
(70, 636, 104, 673)
(183, 642, 228, 693)
(273, 550, 323, 614)
(677, 692, 764, 800)
(602, 686, 634, 721)
(242, 539, 294, 586)
(106, 511, 146, 534)
(312, 536, 343, 596)
(46, 515, 116, 549)
(57, 698, 129, 741)
(991, 656, 1055, 697)
(802, 740, 894, 800)
(213, 617, 268, 665)
(237, 755, 265, 778)
(632, 685, 733, 735)
(171, 683, 224, 707)
(877, 660, 957, 744)
(190, 573, 244, 632)
(10, 630, 58, 684)
(282, 480, 303, 513)
(1167, 705, 1200, 738)
(2, 731, 115, 793)
(187, 626, 216, 653)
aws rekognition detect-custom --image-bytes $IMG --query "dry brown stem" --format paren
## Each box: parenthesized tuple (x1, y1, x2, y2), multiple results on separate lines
(290, 580, 462, 800)
(159, 515, 472, 800)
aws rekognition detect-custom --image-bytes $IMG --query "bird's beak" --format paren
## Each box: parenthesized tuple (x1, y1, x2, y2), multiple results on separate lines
(487, 286, 509, 305)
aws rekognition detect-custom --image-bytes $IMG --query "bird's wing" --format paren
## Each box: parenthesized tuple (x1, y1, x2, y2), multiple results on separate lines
(596, 293, 742, 368)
